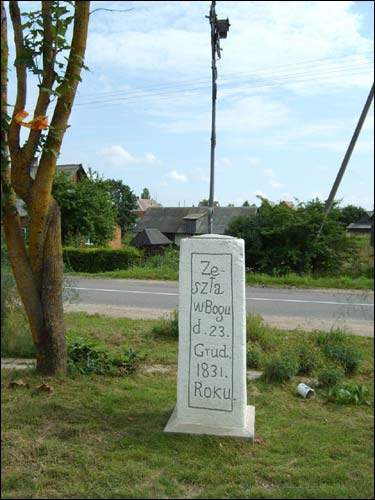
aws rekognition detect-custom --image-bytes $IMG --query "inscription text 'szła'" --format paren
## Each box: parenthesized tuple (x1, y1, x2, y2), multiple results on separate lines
(189, 253, 233, 412)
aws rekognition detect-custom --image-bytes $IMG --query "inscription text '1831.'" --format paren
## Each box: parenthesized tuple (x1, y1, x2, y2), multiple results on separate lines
(189, 253, 234, 412)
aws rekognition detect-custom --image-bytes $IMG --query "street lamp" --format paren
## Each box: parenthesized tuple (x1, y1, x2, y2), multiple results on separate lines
(207, 1, 230, 234)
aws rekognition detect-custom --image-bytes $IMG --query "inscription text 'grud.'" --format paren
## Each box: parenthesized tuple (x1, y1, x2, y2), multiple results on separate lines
(188, 253, 234, 412)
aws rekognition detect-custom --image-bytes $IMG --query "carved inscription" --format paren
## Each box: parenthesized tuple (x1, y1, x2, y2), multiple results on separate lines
(188, 253, 233, 411)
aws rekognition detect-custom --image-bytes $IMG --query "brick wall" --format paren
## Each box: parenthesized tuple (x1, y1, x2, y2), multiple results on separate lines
(108, 225, 122, 249)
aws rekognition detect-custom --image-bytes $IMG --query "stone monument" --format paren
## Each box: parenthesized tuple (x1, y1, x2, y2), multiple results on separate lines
(164, 234, 255, 439)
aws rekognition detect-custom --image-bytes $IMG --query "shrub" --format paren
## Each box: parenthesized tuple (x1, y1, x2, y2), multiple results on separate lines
(296, 344, 320, 375)
(63, 246, 141, 273)
(140, 248, 179, 272)
(67, 333, 138, 376)
(152, 310, 179, 340)
(226, 198, 356, 275)
(263, 351, 299, 383)
(316, 329, 347, 348)
(318, 367, 345, 388)
(246, 313, 275, 351)
(316, 329, 362, 374)
(324, 344, 362, 374)
(247, 344, 262, 369)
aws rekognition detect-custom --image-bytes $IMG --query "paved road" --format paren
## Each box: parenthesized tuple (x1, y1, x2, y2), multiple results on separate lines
(63, 277, 374, 336)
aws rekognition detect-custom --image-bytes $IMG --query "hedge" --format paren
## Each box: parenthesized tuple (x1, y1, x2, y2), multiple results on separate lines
(63, 246, 141, 273)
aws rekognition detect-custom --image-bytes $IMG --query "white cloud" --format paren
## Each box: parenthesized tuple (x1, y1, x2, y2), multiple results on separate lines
(87, 1, 373, 93)
(99, 145, 160, 167)
(264, 168, 285, 189)
(167, 170, 187, 182)
(248, 157, 260, 168)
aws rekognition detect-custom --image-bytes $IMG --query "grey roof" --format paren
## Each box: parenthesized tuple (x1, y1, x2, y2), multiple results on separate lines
(346, 211, 374, 230)
(347, 223, 372, 230)
(135, 206, 258, 235)
(56, 164, 86, 181)
(131, 228, 172, 247)
(16, 163, 86, 217)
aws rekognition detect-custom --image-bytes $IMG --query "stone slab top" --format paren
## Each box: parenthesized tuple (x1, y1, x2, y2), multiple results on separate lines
(192, 234, 237, 240)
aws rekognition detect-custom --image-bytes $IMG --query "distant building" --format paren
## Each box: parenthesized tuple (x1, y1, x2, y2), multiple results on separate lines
(347, 210, 374, 246)
(130, 228, 172, 254)
(346, 211, 374, 234)
(16, 160, 122, 248)
(133, 198, 161, 217)
(134, 206, 258, 246)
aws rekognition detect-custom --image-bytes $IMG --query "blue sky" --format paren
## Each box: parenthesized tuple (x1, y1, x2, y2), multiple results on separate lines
(8, 1, 375, 208)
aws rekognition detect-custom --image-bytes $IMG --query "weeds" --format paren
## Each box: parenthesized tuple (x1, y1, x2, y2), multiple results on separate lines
(263, 351, 300, 383)
(327, 383, 371, 406)
(318, 367, 345, 388)
(67, 333, 138, 376)
(151, 310, 179, 340)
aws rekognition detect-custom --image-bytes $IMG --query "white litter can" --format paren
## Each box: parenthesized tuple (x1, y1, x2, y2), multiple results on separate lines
(297, 383, 315, 399)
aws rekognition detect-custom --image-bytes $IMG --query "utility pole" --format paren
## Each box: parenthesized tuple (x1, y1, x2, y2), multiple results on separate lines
(317, 82, 374, 236)
(207, 1, 230, 233)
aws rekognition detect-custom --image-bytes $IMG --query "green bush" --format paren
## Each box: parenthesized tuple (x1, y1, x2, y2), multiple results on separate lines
(151, 310, 179, 340)
(226, 198, 356, 275)
(316, 329, 347, 348)
(140, 248, 179, 272)
(67, 333, 138, 376)
(63, 246, 141, 273)
(296, 344, 320, 375)
(246, 313, 275, 351)
(263, 351, 300, 383)
(324, 344, 362, 374)
(315, 329, 362, 374)
(247, 344, 262, 369)
(318, 367, 345, 388)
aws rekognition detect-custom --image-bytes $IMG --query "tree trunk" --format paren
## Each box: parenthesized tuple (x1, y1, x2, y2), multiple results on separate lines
(3, 199, 67, 376)
(35, 200, 67, 375)
(2, 1, 90, 376)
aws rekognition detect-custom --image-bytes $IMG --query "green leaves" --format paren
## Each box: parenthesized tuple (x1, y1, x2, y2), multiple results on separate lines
(226, 199, 356, 276)
(328, 383, 371, 406)
(67, 333, 139, 376)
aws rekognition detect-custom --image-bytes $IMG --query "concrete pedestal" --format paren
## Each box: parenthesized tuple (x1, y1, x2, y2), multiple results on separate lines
(164, 234, 255, 440)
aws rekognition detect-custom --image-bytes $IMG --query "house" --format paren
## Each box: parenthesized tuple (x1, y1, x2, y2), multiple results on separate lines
(130, 228, 173, 254)
(16, 162, 87, 230)
(347, 211, 374, 246)
(16, 160, 122, 248)
(133, 198, 161, 217)
(134, 206, 258, 246)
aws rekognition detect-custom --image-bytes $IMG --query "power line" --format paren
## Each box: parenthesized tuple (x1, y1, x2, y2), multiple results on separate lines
(70, 64, 372, 109)
(74, 50, 373, 104)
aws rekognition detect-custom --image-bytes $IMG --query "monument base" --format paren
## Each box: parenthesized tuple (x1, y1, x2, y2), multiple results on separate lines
(164, 406, 255, 441)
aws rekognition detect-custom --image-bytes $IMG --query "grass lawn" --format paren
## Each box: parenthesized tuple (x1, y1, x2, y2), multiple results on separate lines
(2, 312, 374, 499)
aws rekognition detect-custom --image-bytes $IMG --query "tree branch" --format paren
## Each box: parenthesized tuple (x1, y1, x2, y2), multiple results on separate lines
(29, 0, 90, 281)
(8, 1, 26, 153)
(1, 3, 43, 346)
(8, 1, 34, 204)
(23, 1, 56, 163)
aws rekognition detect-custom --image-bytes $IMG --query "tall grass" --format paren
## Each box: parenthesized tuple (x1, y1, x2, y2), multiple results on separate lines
(1, 246, 35, 358)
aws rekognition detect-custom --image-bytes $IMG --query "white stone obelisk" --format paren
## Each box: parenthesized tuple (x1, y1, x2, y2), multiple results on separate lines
(164, 234, 255, 439)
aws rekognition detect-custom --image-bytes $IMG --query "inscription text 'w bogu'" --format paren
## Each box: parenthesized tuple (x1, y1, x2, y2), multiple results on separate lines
(164, 235, 255, 439)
